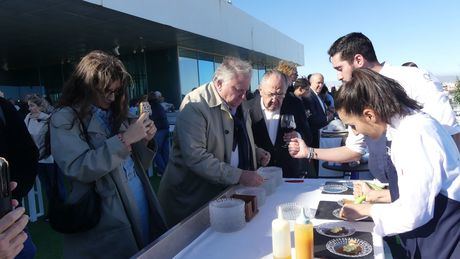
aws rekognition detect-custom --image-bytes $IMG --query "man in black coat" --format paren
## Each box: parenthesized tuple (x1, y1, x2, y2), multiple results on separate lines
(247, 70, 312, 178)
(301, 73, 333, 177)
(0, 97, 38, 200)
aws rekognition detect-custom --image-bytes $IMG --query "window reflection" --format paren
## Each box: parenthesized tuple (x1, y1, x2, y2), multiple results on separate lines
(198, 59, 214, 85)
(251, 69, 259, 91)
(179, 56, 198, 96)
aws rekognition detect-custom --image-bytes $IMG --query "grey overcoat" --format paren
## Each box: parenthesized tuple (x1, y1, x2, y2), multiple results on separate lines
(50, 107, 167, 259)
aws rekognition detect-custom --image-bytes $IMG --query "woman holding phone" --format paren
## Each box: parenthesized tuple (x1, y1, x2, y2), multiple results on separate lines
(50, 50, 167, 259)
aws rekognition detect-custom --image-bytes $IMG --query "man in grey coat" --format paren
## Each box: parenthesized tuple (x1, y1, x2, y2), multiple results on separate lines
(158, 57, 270, 227)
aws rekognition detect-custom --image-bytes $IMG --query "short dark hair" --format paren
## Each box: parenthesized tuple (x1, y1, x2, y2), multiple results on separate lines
(293, 77, 309, 90)
(328, 32, 378, 63)
(402, 62, 418, 68)
(335, 68, 422, 124)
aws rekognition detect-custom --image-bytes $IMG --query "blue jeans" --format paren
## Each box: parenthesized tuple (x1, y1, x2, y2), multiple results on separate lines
(154, 129, 170, 175)
(16, 229, 36, 259)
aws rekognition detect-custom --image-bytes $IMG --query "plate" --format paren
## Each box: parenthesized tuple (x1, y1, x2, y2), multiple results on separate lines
(332, 208, 369, 221)
(326, 238, 373, 257)
(316, 222, 355, 238)
(343, 181, 354, 189)
(322, 129, 348, 134)
(322, 184, 348, 194)
(337, 199, 367, 207)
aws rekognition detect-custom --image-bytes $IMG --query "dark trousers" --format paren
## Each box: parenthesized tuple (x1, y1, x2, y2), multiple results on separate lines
(16, 228, 36, 259)
(400, 195, 460, 259)
(154, 129, 170, 175)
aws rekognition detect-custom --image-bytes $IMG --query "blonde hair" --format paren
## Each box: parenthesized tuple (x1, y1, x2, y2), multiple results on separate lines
(276, 60, 297, 77)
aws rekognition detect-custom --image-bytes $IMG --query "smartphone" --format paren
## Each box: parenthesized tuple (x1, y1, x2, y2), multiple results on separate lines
(138, 101, 152, 116)
(0, 158, 12, 217)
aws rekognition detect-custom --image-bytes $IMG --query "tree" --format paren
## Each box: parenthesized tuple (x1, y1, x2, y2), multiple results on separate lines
(454, 80, 460, 105)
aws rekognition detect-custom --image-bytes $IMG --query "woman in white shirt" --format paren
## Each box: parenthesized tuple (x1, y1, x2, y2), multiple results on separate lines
(289, 68, 460, 259)
(25, 95, 66, 206)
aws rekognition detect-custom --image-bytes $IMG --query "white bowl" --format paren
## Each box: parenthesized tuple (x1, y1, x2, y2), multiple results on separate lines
(209, 198, 246, 233)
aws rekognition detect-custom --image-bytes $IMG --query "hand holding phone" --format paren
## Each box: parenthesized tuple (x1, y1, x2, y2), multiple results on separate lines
(0, 158, 12, 218)
(139, 101, 152, 117)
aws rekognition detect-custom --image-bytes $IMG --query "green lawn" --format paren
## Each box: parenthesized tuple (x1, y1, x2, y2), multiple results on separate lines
(29, 173, 162, 259)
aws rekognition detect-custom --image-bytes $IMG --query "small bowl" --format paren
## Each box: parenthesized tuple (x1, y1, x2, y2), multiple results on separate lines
(259, 175, 276, 195)
(276, 202, 301, 221)
(258, 167, 283, 187)
(209, 198, 246, 233)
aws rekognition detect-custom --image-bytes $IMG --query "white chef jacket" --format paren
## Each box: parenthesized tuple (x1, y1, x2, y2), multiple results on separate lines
(345, 62, 460, 154)
(370, 111, 460, 236)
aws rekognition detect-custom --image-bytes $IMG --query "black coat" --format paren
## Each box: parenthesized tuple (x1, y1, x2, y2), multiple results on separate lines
(247, 93, 312, 178)
(302, 92, 329, 148)
(0, 97, 39, 200)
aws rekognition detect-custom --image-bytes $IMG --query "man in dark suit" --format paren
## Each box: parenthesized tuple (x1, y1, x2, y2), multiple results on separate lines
(302, 73, 332, 177)
(247, 70, 312, 178)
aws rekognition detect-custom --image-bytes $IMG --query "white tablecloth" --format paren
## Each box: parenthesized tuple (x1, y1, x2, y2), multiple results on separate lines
(174, 179, 385, 259)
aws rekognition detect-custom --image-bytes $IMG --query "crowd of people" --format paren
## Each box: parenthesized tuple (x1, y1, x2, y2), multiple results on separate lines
(0, 32, 458, 259)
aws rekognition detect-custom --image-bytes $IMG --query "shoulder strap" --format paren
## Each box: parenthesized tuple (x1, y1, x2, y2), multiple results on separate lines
(69, 107, 95, 150)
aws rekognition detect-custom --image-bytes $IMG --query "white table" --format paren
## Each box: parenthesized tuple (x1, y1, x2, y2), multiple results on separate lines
(173, 179, 384, 259)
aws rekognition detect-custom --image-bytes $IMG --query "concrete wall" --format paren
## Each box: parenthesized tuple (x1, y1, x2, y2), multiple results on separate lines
(84, 0, 304, 65)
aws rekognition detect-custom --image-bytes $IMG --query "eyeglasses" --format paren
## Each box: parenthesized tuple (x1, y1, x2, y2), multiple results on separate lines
(262, 91, 286, 99)
(104, 88, 123, 97)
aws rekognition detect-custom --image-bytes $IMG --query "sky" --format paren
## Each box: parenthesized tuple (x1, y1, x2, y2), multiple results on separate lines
(232, 0, 460, 85)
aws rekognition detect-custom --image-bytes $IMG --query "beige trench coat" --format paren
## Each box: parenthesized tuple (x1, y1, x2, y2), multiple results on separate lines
(158, 82, 258, 227)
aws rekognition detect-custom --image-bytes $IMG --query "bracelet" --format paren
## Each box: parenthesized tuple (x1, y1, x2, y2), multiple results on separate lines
(117, 133, 132, 151)
(307, 147, 317, 160)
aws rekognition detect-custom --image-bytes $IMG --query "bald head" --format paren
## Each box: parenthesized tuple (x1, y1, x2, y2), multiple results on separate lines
(309, 73, 324, 94)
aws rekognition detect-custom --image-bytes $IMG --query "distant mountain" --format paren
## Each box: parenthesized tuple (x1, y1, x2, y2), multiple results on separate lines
(435, 74, 460, 83)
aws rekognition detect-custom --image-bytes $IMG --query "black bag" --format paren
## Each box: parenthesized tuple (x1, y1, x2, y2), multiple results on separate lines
(48, 108, 102, 234)
(48, 182, 101, 234)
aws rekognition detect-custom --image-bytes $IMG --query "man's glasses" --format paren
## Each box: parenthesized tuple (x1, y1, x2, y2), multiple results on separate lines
(262, 91, 286, 99)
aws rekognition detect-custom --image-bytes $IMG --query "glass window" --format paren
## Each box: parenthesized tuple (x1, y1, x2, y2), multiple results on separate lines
(198, 59, 214, 85)
(251, 69, 259, 91)
(258, 67, 266, 82)
(179, 56, 199, 96)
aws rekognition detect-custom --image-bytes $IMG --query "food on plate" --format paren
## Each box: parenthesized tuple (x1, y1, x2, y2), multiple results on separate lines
(366, 182, 384, 190)
(354, 195, 366, 204)
(325, 226, 348, 236)
(336, 239, 362, 255)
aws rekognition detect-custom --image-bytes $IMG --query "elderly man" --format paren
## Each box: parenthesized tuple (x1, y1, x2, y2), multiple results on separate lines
(247, 70, 311, 178)
(158, 57, 269, 227)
